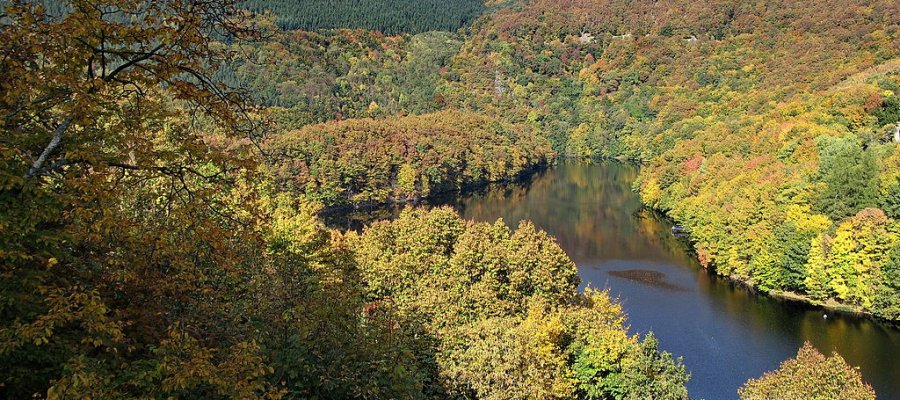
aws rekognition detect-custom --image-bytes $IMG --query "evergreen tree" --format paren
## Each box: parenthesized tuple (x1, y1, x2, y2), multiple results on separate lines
(242, 0, 484, 34)
(814, 135, 880, 221)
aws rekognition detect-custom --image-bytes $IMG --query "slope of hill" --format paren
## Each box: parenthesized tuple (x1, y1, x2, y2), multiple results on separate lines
(242, 0, 485, 34)
(439, 0, 900, 319)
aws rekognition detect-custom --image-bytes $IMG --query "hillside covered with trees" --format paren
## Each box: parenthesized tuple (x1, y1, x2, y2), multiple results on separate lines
(0, 1, 685, 398)
(266, 110, 554, 207)
(242, 0, 484, 34)
(435, 0, 900, 320)
(216, 28, 463, 126)
(1, 0, 897, 398)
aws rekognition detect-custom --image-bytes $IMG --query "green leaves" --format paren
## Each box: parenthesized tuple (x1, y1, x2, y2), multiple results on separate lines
(815, 135, 880, 221)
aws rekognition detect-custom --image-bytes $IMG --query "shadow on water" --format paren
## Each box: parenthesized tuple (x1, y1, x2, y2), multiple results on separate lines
(327, 159, 900, 400)
(608, 269, 692, 292)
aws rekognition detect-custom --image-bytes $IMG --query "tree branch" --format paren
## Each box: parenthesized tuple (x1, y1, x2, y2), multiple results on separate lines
(103, 42, 167, 82)
(24, 117, 73, 179)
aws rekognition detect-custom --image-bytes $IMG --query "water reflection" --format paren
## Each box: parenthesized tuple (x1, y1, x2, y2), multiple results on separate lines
(328, 159, 900, 400)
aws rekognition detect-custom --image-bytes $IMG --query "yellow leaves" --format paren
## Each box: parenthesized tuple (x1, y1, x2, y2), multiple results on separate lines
(396, 162, 419, 196)
(785, 204, 832, 234)
(803, 209, 896, 307)
(1, 285, 124, 356)
(153, 328, 278, 399)
(350, 204, 686, 397)
(566, 123, 597, 158)
(511, 82, 529, 98)
(366, 100, 380, 114)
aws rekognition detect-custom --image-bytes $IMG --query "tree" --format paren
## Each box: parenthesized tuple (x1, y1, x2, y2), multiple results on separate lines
(873, 239, 900, 320)
(804, 233, 833, 301)
(266, 110, 554, 208)
(814, 135, 880, 221)
(825, 208, 895, 308)
(0, 1, 273, 397)
(738, 342, 875, 400)
(242, 0, 484, 34)
(756, 222, 812, 292)
(2, 0, 261, 182)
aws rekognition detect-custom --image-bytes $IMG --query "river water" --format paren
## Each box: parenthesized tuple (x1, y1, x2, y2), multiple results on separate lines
(331, 159, 900, 399)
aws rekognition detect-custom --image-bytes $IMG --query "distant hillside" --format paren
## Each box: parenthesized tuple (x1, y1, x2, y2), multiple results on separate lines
(2, 0, 485, 34)
(242, 0, 485, 34)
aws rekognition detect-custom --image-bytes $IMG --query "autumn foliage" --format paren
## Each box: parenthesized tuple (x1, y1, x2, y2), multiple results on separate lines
(1, 0, 893, 397)
(436, 0, 900, 320)
(266, 110, 554, 207)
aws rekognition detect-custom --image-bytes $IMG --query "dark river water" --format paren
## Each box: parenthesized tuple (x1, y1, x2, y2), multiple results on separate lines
(332, 160, 900, 399)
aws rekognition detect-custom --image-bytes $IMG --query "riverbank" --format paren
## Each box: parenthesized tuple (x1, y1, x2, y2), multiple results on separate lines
(323, 153, 900, 329)
(319, 161, 552, 229)
(651, 205, 900, 327)
(592, 153, 900, 327)
(311, 158, 900, 397)
(452, 159, 900, 399)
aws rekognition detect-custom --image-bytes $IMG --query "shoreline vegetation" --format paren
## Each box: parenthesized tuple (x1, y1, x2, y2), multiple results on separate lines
(315, 161, 550, 221)
(327, 153, 899, 327)
(266, 110, 556, 209)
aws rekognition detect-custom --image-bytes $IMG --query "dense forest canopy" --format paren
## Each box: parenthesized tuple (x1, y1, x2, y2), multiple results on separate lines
(266, 110, 554, 207)
(215, 29, 462, 124)
(738, 343, 876, 400)
(242, 0, 485, 34)
(1, 0, 898, 398)
(0, 1, 683, 398)
(2, 0, 486, 34)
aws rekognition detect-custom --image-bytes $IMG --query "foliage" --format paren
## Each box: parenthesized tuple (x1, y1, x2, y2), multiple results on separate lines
(348, 208, 689, 400)
(815, 135, 880, 220)
(873, 240, 900, 320)
(0, 0, 285, 397)
(0, 4, 688, 397)
(738, 342, 876, 400)
(3, 0, 897, 396)
(808, 208, 898, 308)
(433, 0, 900, 319)
(218, 28, 463, 125)
(266, 110, 554, 207)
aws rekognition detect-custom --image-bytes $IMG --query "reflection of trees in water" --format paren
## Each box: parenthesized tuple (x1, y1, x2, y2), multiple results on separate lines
(331, 161, 701, 267)
(458, 160, 694, 264)
(324, 165, 550, 230)
(632, 209, 699, 266)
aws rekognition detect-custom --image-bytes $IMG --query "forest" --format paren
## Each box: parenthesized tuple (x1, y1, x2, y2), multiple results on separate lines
(241, 0, 484, 34)
(0, 0, 897, 399)
(266, 110, 554, 207)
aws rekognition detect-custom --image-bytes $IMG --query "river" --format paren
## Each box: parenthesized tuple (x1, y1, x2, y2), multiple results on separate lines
(330, 160, 900, 399)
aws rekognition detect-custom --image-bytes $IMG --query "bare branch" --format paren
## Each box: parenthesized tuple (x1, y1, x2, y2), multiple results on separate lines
(104, 42, 167, 82)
